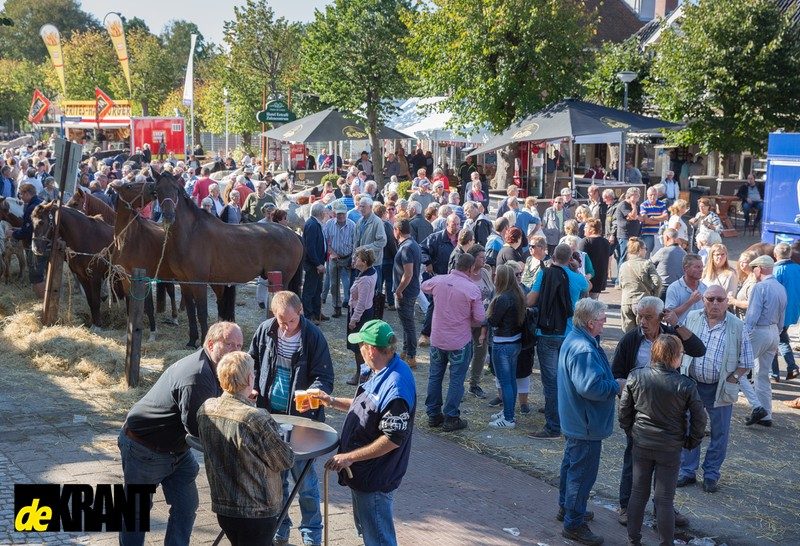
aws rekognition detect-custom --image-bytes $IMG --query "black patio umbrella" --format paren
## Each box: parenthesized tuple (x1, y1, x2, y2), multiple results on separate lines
(263, 107, 412, 142)
(468, 98, 682, 156)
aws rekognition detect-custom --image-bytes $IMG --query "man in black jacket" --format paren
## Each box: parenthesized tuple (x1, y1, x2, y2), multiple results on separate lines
(301, 202, 328, 324)
(612, 296, 705, 527)
(735, 174, 765, 230)
(119, 321, 243, 546)
(249, 291, 335, 546)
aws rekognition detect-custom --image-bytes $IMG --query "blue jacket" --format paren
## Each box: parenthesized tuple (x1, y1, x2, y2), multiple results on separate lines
(557, 325, 620, 441)
(302, 216, 326, 268)
(775, 259, 800, 326)
(421, 229, 455, 275)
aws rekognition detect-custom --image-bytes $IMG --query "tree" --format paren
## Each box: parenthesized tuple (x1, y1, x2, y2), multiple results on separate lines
(302, 0, 412, 186)
(406, 0, 597, 188)
(109, 29, 174, 115)
(648, 0, 800, 157)
(44, 30, 116, 100)
(0, 59, 46, 129)
(0, 0, 98, 62)
(583, 38, 651, 113)
(223, 0, 303, 140)
(123, 16, 150, 34)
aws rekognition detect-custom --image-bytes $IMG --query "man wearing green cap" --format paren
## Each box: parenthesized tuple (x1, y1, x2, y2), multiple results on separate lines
(313, 320, 416, 546)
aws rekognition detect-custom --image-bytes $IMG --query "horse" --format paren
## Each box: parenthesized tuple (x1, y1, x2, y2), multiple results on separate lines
(0, 220, 25, 283)
(0, 196, 25, 227)
(66, 187, 179, 324)
(745, 240, 800, 263)
(30, 203, 127, 330)
(109, 180, 210, 347)
(146, 170, 304, 324)
(66, 186, 116, 225)
(267, 188, 312, 231)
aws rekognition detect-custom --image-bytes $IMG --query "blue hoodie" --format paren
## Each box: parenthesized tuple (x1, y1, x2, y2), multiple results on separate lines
(557, 325, 620, 441)
(775, 259, 800, 326)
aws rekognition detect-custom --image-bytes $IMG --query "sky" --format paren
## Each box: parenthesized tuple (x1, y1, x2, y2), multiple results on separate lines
(72, 1, 330, 45)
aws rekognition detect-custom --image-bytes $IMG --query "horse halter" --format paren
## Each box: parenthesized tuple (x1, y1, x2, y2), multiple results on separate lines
(32, 210, 54, 255)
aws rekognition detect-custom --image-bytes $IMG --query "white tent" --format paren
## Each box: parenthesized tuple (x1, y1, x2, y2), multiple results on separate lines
(387, 97, 493, 144)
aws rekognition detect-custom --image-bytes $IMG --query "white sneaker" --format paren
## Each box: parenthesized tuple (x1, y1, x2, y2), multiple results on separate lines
(489, 417, 516, 428)
(491, 410, 504, 421)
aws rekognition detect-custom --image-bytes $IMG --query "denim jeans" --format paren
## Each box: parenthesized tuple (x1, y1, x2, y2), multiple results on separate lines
(742, 200, 763, 226)
(276, 460, 323, 544)
(771, 326, 798, 378)
(425, 343, 473, 418)
(329, 257, 351, 308)
(421, 298, 434, 337)
(537, 336, 563, 434)
(679, 381, 732, 482)
(641, 234, 655, 256)
(627, 446, 681, 546)
(618, 238, 630, 269)
(493, 341, 521, 422)
(351, 489, 397, 546)
(118, 431, 199, 546)
(301, 264, 323, 318)
(381, 262, 394, 306)
(559, 437, 602, 531)
(397, 293, 417, 358)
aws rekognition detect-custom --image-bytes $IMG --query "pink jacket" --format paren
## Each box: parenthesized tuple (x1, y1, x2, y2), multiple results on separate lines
(349, 268, 377, 323)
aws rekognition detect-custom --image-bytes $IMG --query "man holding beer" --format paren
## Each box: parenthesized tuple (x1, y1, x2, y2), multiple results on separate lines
(312, 320, 416, 546)
(249, 291, 335, 546)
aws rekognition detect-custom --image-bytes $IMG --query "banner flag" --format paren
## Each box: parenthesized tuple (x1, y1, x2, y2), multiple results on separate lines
(95, 87, 116, 123)
(39, 25, 66, 94)
(182, 34, 198, 106)
(28, 89, 52, 124)
(104, 13, 133, 96)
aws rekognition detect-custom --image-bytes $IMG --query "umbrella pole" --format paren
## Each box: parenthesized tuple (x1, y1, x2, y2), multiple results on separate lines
(618, 131, 627, 184)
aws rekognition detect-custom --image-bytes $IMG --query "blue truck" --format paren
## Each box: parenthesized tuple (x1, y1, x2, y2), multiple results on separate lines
(762, 132, 800, 245)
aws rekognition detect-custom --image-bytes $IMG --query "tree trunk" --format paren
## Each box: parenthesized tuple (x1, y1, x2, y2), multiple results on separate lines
(493, 143, 518, 191)
(241, 131, 252, 155)
(366, 106, 384, 188)
(141, 100, 149, 117)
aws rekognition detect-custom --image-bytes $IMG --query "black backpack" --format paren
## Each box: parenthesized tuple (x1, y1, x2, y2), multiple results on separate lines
(535, 266, 572, 336)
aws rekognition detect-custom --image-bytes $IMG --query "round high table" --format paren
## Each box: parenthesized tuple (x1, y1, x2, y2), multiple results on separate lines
(187, 414, 339, 546)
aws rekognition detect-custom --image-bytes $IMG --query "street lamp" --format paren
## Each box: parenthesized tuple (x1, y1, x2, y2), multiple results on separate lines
(616, 70, 638, 111)
(223, 88, 230, 158)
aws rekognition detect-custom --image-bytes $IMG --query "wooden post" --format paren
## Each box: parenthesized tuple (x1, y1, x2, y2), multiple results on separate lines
(41, 240, 66, 326)
(125, 268, 147, 388)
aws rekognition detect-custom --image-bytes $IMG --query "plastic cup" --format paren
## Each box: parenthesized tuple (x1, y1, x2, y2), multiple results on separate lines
(294, 390, 310, 412)
(307, 388, 321, 409)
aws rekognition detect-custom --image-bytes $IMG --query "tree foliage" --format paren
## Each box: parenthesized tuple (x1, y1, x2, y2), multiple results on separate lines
(0, 59, 45, 128)
(583, 38, 651, 113)
(302, 0, 412, 184)
(648, 0, 800, 154)
(45, 30, 116, 100)
(406, 0, 597, 134)
(223, 0, 303, 136)
(0, 0, 98, 62)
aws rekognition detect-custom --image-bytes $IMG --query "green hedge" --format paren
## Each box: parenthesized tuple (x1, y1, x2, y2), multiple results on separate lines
(397, 181, 412, 199)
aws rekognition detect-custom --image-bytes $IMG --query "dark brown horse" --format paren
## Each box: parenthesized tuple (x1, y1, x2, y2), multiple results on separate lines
(147, 170, 304, 320)
(110, 180, 211, 347)
(67, 187, 179, 323)
(30, 202, 126, 329)
(67, 186, 117, 225)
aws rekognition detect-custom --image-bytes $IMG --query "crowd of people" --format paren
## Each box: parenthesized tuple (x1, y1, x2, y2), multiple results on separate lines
(3, 139, 799, 545)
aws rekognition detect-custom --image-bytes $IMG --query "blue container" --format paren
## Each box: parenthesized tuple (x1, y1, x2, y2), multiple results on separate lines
(762, 132, 800, 244)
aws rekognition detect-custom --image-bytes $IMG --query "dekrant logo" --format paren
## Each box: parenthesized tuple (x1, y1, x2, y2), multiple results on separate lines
(14, 484, 156, 532)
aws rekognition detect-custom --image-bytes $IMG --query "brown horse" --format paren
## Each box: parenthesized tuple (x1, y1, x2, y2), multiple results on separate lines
(0, 196, 25, 227)
(67, 187, 179, 323)
(66, 186, 117, 225)
(147, 170, 304, 320)
(31, 203, 126, 329)
(110, 180, 211, 347)
(745, 240, 800, 263)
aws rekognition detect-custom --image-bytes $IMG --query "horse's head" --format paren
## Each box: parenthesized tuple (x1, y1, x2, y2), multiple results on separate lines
(151, 169, 183, 227)
(31, 202, 54, 256)
(0, 196, 24, 225)
(65, 186, 86, 211)
(110, 179, 155, 211)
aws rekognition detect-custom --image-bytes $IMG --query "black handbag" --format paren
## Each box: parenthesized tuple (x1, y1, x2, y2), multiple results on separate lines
(372, 292, 386, 320)
(521, 307, 539, 350)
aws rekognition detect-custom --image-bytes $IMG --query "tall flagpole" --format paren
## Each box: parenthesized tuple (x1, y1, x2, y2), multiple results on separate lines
(182, 34, 198, 154)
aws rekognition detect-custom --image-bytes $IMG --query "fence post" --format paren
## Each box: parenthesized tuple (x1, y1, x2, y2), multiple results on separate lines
(125, 268, 147, 388)
(42, 239, 66, 326)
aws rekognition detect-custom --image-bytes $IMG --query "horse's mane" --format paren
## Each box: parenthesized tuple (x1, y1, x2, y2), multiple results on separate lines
(83, 191, 116, 219)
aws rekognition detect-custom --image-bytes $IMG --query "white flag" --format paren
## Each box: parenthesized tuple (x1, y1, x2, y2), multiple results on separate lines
(182, 34, 198, 106)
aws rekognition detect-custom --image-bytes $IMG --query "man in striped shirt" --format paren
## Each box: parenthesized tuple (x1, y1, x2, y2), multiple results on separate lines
(639, 186, 668, 256)
(323, 201, 356, 318)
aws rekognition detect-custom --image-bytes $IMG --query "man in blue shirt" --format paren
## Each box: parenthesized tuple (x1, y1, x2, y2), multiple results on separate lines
(393, 219, 422, 368)
(527, 244, 590, 439)
(772, 243, 800, 380)
(317, 320, 416, 546)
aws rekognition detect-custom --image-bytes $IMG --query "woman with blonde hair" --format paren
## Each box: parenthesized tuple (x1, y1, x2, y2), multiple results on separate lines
(667, 199, 689, 248)
(486, 264, 526, 428)
(618, 237, 662, 332)
(729, 250, 759, 318)
(701, 243, 736, 296)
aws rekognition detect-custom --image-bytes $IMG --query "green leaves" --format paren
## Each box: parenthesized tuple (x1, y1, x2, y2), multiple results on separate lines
(647, 0, 800, 154)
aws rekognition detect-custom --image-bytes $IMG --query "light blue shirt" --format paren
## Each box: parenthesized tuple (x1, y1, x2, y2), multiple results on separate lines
(745, 276, 787, 332)
(665, 277, 707, 324)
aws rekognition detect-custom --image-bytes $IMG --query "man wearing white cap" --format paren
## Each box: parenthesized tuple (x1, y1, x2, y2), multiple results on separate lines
(744, 254, 787, 426)
(323, 200, 356, 318)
